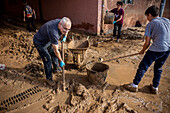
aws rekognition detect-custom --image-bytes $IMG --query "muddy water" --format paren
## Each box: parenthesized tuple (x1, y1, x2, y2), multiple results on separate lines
(106, 62, 136, 85)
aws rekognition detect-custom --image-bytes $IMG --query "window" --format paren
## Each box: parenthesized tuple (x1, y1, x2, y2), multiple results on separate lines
(122, 0, 133, 4)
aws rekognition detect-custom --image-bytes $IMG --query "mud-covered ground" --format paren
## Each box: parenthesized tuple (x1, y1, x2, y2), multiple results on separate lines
(0, 17, 169, 113)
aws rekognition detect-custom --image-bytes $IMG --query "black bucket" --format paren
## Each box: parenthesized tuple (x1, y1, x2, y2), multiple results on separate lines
(104, 13, 114, 24)
(86, 62, 109, 85)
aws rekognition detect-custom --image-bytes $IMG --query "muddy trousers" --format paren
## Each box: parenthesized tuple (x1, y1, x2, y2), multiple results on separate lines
(133, 50, 170, 88)
(33, 41, 60, 80)
(113, 23, 122, 39)
(26, 17, 36, 32)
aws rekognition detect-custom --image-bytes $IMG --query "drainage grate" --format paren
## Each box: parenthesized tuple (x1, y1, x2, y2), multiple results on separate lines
(0, 86, 42, 111)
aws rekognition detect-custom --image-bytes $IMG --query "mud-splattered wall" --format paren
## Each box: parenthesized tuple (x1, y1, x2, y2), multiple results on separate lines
(1, 0, 170, 35)
(40, 0, 101, 34)
(2, 0, 102, 34)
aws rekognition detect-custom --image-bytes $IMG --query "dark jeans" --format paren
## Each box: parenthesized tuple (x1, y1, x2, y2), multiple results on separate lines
(33, 41, 60, 80)
(133, 50, 170, 88)
(26, 17, 36, 32)
(113, 23, 122, 39)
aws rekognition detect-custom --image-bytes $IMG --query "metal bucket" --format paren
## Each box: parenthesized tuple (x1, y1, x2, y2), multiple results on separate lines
(86, 62, 109, 85)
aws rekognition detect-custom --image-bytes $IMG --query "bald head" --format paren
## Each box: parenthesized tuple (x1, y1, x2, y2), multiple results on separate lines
(60, 17, 71, 28)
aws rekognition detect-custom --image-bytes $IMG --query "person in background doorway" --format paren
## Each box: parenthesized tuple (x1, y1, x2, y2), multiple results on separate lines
(33, 17, 71, 86)
(106, 1, 124, 42)
(23, 1, 38, 33)
(123, 5, 170, 95)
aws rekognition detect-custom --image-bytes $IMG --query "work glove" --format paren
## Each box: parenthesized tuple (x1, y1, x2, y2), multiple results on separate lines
(106, 10, 108, 13)
(60, 61, 65, 67)
(61, 36, 66, 42)
(113, 21, 116, 24)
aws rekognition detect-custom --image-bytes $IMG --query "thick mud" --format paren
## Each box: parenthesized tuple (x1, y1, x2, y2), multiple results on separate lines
(0, 17, 169, 113)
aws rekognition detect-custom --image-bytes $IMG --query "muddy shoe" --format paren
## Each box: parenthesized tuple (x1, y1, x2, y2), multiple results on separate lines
(46, 79, 56, 87)
(149, 84, 158, 95)
(123, 83, 138, 92)
(112, 36, 115, 40)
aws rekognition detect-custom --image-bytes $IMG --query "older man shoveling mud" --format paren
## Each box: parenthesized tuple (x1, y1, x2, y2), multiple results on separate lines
(33, 17, 71, 86)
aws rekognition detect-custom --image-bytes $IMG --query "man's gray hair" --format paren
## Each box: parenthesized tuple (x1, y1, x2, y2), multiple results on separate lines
(61, 17, 71, 27)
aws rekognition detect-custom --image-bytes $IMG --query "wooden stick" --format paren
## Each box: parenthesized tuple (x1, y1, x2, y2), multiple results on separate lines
(103, 53, 139, 62)
(62, 31, 68, 91)
(62, 41, 65, 91)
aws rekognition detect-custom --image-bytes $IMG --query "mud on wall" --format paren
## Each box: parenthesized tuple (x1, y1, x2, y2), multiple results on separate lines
(41, 0, 101, 34)
(2, 0, 101, 34)
(2, 0, 169, 35)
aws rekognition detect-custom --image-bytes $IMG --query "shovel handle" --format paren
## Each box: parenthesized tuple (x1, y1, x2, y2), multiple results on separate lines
(62, 31, 68, 91)
(62, 42, 65, 91)
(103, 53, 139, 62)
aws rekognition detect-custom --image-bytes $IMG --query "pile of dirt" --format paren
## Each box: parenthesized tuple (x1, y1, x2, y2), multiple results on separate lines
(0, 31, 37, 61)
(0, 22, 39, 69)
(24, 61, 44, 78)
(42, 81, 137, 113)
(122, 27, 145, 39)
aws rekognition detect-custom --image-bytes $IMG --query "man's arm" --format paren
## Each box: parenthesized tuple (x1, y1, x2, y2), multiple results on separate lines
(52, 44, 63, 62)
(139, 36, 151, 54)
(33, 9, 36, 19)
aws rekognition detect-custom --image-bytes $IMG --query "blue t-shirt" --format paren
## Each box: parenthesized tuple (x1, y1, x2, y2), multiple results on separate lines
(34, 19, 62, 45)
(145, 17, 170, 52)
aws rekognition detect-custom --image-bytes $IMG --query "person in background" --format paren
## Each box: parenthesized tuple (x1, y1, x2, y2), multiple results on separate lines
(106, 1, 124, 42)
(23, 1, 38, 33)
(33, 17, 71, 86)
(135, 21, 142, 27)
(124, 5, 170, 95)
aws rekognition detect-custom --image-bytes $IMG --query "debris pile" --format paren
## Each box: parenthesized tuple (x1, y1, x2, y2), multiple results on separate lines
(24, 61, 44, 78)
(0, 31, 38, 62)
(43, 80, 137, 113)
(122, 27, 145, 39)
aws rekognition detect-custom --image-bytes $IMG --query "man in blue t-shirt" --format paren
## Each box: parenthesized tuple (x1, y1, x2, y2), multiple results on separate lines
(124, 5, 170, 95)
(33, 17, 71, 86)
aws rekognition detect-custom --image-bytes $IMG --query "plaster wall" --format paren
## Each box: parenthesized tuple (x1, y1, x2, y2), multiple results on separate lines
(2, 0, 40, 20)
(41, 0, 100, 34)
(2, 0, 169, 34)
